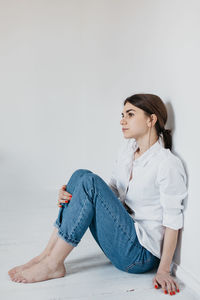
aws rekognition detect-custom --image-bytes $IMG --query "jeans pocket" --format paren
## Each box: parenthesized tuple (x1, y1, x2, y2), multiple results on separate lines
(125, 257, 159, 274)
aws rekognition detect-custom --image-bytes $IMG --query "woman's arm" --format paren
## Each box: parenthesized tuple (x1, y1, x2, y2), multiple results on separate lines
(152, 227, 180, 295)
(157, 227, 179, 273)
(153, 156, 187, 294)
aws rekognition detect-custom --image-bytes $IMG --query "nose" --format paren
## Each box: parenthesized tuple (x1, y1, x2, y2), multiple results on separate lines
(120, 117, 127, 126)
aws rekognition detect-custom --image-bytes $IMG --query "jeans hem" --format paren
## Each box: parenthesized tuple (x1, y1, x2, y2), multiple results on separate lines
(53, 220, 79, 247)
(53, 220, 60, 229)
(57, 228, 79, 247)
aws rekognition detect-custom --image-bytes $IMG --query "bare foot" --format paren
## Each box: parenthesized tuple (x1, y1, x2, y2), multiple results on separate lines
(10, 256, 66, 283)
(8, 252, 48, 276)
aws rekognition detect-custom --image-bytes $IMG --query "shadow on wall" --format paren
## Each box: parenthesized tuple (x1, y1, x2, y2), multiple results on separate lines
(164, 101, 189, 270)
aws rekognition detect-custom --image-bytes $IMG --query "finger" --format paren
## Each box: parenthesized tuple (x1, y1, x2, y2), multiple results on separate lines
(59, 194, 72, 202)
(61, 186, 65, 192)
(61, 192, 72, 200)
(166, 280, 172, 295)
(57, 200, 66, 206)
(60, 194, 72, 201)
(171, 281, 177, 295)
(63, 192, 72, 198)
(59, 199, 71, 203)
(62, 185, 67, 190)
(171, 278, 179, 294)
(63, 191, 72, 197)
(153, 278, 159, 289)
(173, 280, 180, 293)
(161, 282, 167, 294)
(59, 190, 65, 197)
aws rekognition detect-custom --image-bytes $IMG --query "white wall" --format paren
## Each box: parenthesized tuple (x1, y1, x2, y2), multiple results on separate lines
(0, 0, 199, 293)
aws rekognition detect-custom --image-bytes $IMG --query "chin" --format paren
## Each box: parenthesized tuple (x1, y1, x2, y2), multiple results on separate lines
(123, 133, 132, 139)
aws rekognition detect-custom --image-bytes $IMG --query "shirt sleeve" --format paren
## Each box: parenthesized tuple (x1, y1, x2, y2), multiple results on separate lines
(157, 155, 188, 230)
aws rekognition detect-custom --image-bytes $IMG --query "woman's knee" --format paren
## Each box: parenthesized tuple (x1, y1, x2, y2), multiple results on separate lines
(72, 169, 92, 178)
(79, 172, 103, 193)
(65, 169, 93, 194)
(70, 169, 93, 184)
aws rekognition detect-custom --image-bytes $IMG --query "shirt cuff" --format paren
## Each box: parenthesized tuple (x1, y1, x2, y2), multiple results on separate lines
(162, 209, 183, 229)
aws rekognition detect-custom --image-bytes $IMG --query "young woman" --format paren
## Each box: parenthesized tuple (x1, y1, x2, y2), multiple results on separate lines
(8, 94, 187, 296)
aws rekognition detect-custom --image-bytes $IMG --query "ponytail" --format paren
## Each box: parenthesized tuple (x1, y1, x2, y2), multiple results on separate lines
(161, 128, 172, 150)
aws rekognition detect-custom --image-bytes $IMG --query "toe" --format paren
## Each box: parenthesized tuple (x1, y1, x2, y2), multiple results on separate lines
(17, 272, 26, 282)
(13, 273, 20, 281)
(13, 277, 18, 282)
(9, 270, 16, 276)
(21, 279, 27, 283)
(13, 273, 24, 283)
(12, 274, 18, 280)
(9, 267, 17, 273)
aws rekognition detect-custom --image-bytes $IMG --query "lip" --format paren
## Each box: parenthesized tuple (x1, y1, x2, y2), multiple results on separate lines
(122, 128, 129, 131)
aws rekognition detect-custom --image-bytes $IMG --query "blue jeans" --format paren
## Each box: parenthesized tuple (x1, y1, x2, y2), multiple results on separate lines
(53, 169, 160, 274)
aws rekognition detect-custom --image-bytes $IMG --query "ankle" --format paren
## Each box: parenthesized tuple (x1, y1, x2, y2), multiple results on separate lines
(46, 253, 65, 267)
(41, 249, 51, 258)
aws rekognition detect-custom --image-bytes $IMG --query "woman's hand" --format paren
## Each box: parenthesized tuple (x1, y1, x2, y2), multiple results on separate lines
(153, 270, 180, 295)
(57, 184, 72, 207)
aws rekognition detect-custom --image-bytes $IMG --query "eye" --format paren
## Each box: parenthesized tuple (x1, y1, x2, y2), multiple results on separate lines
(121, 113, 134, 118)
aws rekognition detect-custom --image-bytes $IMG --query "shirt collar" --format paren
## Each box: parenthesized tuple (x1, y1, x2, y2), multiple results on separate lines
(129, 136, 164, 167)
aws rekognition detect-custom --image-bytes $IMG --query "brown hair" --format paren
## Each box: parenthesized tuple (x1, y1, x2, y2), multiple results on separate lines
(123, 93, 172, 150)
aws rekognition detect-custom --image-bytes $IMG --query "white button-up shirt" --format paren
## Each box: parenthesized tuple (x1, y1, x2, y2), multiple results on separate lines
(108, 136, 188, 259)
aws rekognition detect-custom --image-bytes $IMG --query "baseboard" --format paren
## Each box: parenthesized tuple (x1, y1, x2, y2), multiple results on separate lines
(172, 262, 200, 297)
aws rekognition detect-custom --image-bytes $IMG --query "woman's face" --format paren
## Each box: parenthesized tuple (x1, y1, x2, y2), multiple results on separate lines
(120, 102, 150, 139)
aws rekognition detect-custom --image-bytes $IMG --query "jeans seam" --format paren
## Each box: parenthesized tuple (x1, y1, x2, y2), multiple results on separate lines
(54, 181, 94, 246)
(125, 258, 153, 271)
(98, 190, 138, 245)
(67, 195, 89, 242)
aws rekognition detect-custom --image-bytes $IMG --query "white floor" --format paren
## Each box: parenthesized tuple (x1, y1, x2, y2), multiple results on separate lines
(0, 190, 199, 300)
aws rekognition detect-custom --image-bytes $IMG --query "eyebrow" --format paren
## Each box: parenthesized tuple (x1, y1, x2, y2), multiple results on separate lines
(121, 109, 136, 115)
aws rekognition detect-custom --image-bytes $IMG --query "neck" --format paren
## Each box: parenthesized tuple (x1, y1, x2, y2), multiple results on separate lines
(135, 134, 159, 155)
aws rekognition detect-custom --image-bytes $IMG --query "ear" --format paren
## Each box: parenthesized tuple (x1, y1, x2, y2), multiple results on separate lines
(151, 114, 157, 127)
(147, 114, 157, 128)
